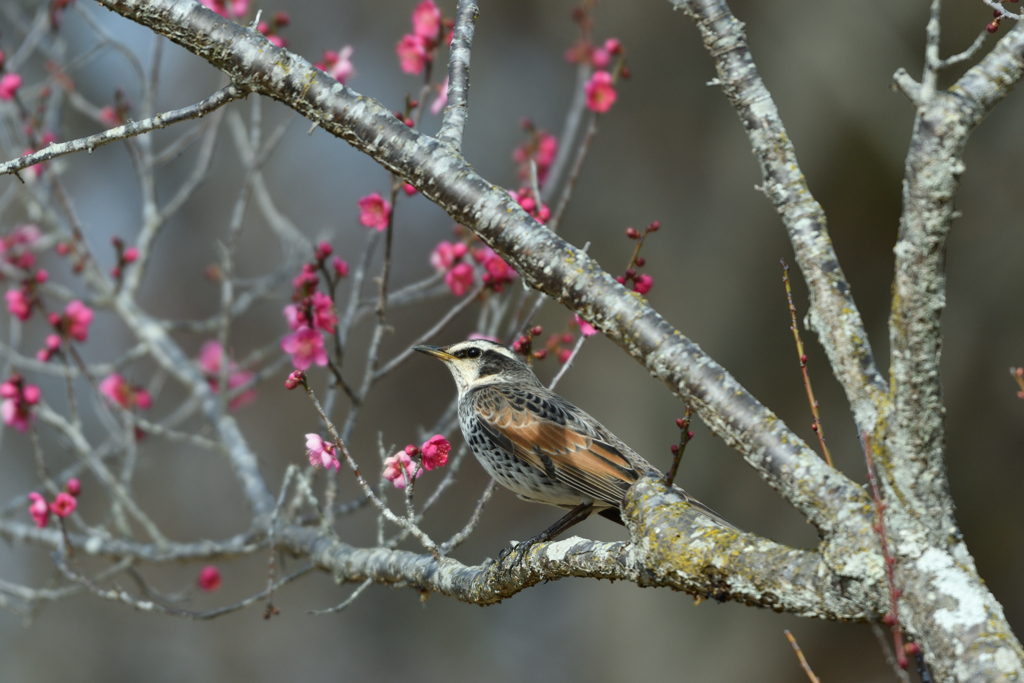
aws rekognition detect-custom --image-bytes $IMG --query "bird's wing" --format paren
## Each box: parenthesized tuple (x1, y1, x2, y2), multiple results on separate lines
(470, 385, 642, 506)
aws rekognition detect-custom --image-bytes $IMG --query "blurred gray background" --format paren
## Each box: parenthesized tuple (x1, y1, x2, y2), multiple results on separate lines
(1, 0, 1022, 681)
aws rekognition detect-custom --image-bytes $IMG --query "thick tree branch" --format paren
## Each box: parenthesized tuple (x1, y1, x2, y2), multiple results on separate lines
(886, 19, 1024, 542)
(669, 0, 887, 435)
(283, 474, 873, 617)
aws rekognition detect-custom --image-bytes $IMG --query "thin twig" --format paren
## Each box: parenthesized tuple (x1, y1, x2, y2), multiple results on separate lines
(0, 85, 245, 176)
(781, 260, 832, 467)
(862, 433, 907, 670)
(783, 630, 821, 683)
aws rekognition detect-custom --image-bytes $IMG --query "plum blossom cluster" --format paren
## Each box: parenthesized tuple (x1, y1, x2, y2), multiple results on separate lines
(617, 221, 660, 295)
(511, 316, 597, 364)
(514, 121, 559, 187)
(431, 240, 473, 296)
(429, 237, 517, 297)
(0, 223, 40, 269)
(100, 373, 152, 411)
(544, 315, 599, 363)
(473, 246, 518, 292)
(562, 4, 628, 113)
(383, 435, 451, 489)
(395, 0, 452, 76)
(198, 341, 256, 410)
(509, 187, 551, 224)
(3, 225, 46, 323)
(26, 479, 80, 528)
(49, 300, 95, 342)
(281, 241, 347, 371)
(1, 374, 40, 432)
(511, 325, 547, 361)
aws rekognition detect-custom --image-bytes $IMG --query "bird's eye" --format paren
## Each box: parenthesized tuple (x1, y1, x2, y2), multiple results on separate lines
(466, 347, 481, 358)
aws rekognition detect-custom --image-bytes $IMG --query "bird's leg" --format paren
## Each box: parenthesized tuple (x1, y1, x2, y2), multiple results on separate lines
(498, 502, 594, 568)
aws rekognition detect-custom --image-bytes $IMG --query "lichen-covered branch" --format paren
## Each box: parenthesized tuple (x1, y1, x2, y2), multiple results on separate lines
(886, 19, 1024, 542)
(668, 0, 887, 435)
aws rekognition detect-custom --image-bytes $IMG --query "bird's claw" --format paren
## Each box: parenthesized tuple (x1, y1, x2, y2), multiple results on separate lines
(497, 534, 545, 575)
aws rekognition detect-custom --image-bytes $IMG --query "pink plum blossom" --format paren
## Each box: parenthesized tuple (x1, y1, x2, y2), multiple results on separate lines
(50, 492, 76, 518)
(198, 566, 222, 592)
(591, 47, 611, 69)
(473, 246, 517, 291)
(306, 433, 340, 471)
(357, 192, 392, 231)
(444, 262, 475, 296)
(575, 315, 597, 337)
(63, 300, 94, 341)
(420, 434, 451, 470)
(412, 0, 441, 40)
(28, 493, 49, 528)
(22, 384, 40, 405)
(99, 373, 152, 410)
(281, 327, 328, 370)
(5, 289, 31, 321)
(0, 73, 22, 101)
(430, 241, 468, 272)
(396, 33, 429, 75)
(1, 375, 38, 432)
(198, 340, 256, 410)
(383, 452, 421, 489)
(316, 46, 355, 84)
(332, 256, 349, 278)
(66, 478, 81, 496)
(585, 70, 617, 113)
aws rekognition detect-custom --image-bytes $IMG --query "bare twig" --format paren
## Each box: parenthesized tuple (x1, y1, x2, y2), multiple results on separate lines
(0, 85, 245, 177)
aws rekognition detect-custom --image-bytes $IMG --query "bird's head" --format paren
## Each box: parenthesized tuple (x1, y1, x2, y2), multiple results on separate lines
(414, 339, 539, 395)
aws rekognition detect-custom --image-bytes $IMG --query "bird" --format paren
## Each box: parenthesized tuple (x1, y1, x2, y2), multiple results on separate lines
(414, 339, 736, 559)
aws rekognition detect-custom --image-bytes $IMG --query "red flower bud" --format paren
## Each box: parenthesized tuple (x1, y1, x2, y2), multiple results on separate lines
(635, 256, 646, 266)
(675, 418, 684, 428)
(531, 325, 543, 337)
(647, 221, 660, 232)
(625, 227, 639, 239)
(533, 349, 547, 360)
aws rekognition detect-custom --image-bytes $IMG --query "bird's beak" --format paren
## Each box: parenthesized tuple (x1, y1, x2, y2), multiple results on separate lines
(413, 345, 456, 361)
